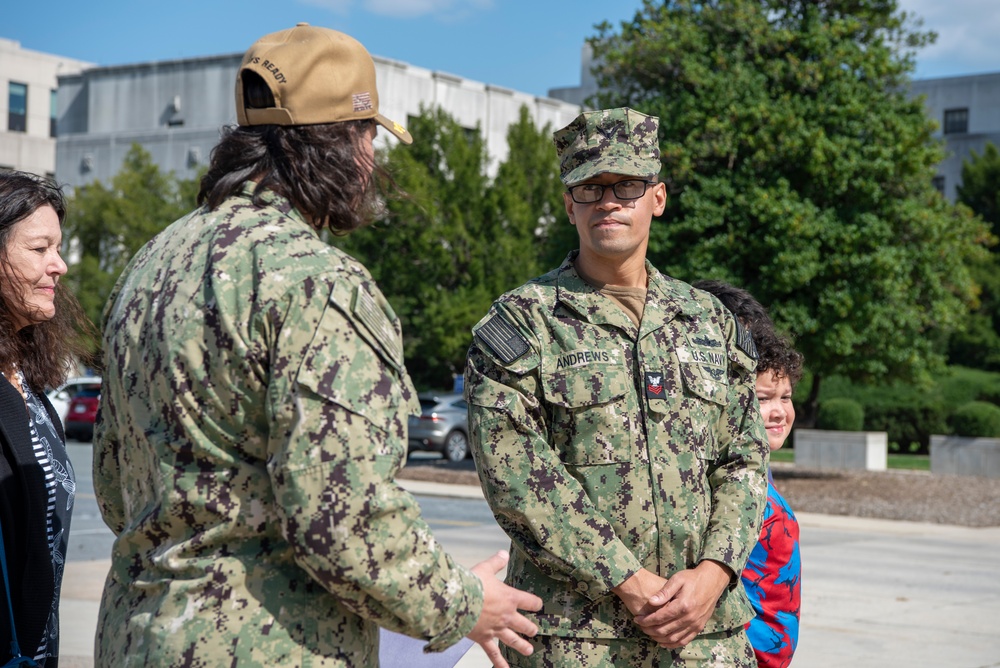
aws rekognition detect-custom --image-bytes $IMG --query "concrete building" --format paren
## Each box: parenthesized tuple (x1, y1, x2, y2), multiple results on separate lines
(548, 43, 598, 108)
(55, 52, 582, 189)
(910, 72, 1000, 202)
(0, 38, 92, 177)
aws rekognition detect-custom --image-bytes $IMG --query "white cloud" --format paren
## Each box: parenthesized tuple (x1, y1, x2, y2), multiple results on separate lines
(897, 0, 1000, 76)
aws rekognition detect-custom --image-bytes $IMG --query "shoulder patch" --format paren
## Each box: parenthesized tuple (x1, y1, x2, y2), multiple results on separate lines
(351, 284, 403, 366)
(475, 312, 529, 365)
(735, 319, 759, 360)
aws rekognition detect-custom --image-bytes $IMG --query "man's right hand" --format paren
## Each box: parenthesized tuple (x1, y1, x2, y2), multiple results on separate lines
(468, 551, 543, 668)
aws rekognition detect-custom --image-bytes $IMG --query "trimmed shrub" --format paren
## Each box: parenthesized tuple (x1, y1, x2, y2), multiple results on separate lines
(864, 400, 947, 455)
(977, 386, 1000, 407)
(815, 367, 1000, 455)
(816, 398, 865, 431)
(948, 401, 1000, 438)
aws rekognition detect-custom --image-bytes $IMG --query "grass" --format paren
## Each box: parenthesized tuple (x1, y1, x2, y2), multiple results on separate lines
(770, 450, 794, 464)
(886, 454, 930, 471)
(770, 448, 931, 471)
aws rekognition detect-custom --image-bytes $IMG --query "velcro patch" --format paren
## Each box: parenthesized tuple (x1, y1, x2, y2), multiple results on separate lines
(476, 313, 529, 365)
(735, 320, 758, 360)
(351, 284, 402, 365)
(645, 371, 665, 399)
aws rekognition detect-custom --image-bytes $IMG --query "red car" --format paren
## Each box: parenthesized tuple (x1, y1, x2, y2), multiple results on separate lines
(63, 382, 102, 442)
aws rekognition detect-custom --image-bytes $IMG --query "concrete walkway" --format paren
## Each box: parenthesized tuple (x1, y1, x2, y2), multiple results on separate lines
(60, 479, 1000, 667)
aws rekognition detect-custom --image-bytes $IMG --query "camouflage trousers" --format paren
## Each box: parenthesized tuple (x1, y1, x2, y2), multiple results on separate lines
(502, 628, 755, 668)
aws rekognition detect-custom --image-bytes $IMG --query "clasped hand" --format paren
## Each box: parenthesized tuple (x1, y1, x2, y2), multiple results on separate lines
(612, 561, 731, 649)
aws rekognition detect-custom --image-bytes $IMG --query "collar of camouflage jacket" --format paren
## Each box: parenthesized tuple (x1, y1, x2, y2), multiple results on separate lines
(555, 251, 696, 337)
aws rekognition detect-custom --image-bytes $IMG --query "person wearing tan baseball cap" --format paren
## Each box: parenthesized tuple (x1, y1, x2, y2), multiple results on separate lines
(92, 24, 542, 668)
(235, 22, 412, 144)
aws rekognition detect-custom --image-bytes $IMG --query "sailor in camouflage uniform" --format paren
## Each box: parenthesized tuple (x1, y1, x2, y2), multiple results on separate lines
(465, 108, 769, 667)
(93, 24, 540, 668)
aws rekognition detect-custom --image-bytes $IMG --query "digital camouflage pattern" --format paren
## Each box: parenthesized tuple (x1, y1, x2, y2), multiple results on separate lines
(513, 628, 755, 668)
(553, 108, 661, 185)
(93, 184, 483, 667)
(465, 252, 768, 663)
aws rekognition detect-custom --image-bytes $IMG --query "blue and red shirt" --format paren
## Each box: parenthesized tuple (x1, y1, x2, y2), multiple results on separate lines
(742, 476, 801, 667)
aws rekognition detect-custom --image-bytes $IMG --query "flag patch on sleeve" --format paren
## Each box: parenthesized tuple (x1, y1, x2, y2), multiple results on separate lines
(475, 312, 529, 364)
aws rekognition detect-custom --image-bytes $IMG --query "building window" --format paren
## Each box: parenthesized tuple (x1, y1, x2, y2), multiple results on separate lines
(932, 175, 945, 194)
(50, 89, 57, 137)
(8, 82, 27, 133)
(943, 108, 968, 135)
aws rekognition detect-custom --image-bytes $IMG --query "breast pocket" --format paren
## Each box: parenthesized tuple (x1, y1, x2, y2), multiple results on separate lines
(541, 366, 632, 466)
(679, 363, 729, 462)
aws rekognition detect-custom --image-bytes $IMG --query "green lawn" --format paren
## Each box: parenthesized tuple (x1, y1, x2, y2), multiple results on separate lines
(886, 454, 930, 471)
(770, 448, 930, 471)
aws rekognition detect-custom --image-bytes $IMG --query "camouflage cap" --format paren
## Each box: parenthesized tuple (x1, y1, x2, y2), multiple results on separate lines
(553, 107, 660, 185)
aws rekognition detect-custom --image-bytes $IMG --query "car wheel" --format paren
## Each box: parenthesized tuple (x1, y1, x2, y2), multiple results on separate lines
(443, 430, 469, 462)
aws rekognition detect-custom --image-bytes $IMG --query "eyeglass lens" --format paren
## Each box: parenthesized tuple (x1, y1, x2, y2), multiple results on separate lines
(570, 180, 649, 203)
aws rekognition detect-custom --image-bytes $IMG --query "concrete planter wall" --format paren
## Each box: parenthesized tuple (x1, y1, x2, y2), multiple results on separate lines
(793, 429, 888, 471)
(929, 435, 1000, 478)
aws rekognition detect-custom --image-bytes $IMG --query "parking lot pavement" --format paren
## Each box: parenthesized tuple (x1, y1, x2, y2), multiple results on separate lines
(60, 478, 1000, 667)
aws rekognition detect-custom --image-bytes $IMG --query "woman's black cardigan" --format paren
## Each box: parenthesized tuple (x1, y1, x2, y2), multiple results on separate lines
(0, 378, 63, 666)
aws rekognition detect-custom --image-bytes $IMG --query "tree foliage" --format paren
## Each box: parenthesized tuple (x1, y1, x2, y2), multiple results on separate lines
(958, 142, 1000, 235)
(589, 0, 992, 412)
(337, 106, 566, 389)
(951, 142, 1000, 369)
(63, 144, 200, 328)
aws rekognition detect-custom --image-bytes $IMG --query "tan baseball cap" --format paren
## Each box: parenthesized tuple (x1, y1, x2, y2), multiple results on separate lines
(235, 23, 412, 144)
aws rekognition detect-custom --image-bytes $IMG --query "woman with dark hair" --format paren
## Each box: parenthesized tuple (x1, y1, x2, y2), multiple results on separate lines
(0, 170, 92, 666)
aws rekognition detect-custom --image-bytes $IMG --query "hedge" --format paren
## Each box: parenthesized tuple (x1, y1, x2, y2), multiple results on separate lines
(948, 401, 1000, 438)
(816, 398, 864, 431)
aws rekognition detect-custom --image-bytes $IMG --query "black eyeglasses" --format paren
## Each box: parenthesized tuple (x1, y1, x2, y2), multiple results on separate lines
(567, 179, 655, 204)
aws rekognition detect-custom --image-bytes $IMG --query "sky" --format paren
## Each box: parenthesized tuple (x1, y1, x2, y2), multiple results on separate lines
(5, 0, 1000, 99)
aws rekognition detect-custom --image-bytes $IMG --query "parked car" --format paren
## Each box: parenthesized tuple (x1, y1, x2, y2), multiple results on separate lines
(46, 376, 102, 430)
(408, 392, 470, 462)
(63, 381, 102, 442)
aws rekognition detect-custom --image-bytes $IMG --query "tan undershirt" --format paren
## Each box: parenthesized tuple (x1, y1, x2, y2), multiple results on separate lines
(575, 264, 647, 328)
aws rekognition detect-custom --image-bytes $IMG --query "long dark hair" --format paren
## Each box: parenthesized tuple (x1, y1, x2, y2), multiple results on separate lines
(0, 171, 96, 392)
(198, 71, 389, 235)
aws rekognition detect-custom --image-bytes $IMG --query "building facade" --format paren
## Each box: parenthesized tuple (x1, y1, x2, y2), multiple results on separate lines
(55, 52, 582, 189)
(910, 72, 1000, 202)
(548, 43, 597, 108)
(0, 38, 92, 176)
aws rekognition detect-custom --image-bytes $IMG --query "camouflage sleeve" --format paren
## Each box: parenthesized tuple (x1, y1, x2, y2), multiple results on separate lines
(93, 379, 125, 535)
(465, 309, 644, 601)
(93, 274, 131, 536)
(700, 311, 769, 580)
(266, 276, 483, 651)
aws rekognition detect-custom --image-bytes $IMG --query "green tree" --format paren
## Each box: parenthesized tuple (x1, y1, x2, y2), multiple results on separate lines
(64, 144, 200, 328)
(495, 106, 571, 277)
(589, 0, 992, 418)
(958, 143, 1000, 234)
(337, 106, 563, 389)
(952, 142, 1000, 369)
